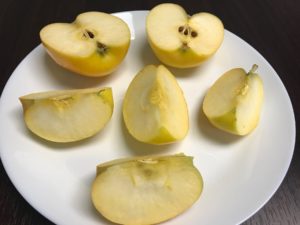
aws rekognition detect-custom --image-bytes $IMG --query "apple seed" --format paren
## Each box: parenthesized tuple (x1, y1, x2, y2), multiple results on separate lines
(83, 29, 95, 39)
(183, 28, 189, 35)
(191, 30, 198, 38)
(178, 26, 184, 33)
(86, 30, 95, 38)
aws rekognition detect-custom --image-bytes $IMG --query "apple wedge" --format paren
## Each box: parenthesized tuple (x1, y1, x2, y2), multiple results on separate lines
(203, 65, 264, 135)
(91, 153, 203, 225)
(40, 12, 130, 77)
(19, 87, 113, 142)
(146, 3, 224, 68)
(123, 65, 189, 144)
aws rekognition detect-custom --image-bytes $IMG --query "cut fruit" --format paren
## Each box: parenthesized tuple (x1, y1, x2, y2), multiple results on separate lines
(146, 3, 224, 68)
(91, 153, 203, 225)
(40, 11, 130, 77)
(19, 87, 113, 142)
(203, 65, 264, 135)
(123, 65, 189, 144)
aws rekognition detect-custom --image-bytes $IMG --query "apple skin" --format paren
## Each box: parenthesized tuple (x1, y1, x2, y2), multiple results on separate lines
(147, 39, 209, 68)
(42, 41, 130, 77)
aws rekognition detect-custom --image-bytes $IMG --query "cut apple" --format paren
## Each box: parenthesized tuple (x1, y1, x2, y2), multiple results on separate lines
(146, 3, 224, 68)
(19, 87, 113, 142)
(40, 12, 130, 77)
(203, 65, 264, 135)
(91, 153, 203, 225)
(123, 65, 189, 144)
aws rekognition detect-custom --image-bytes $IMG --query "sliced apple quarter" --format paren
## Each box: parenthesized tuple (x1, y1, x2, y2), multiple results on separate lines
(146, 3, 224, 68)
(203, 65, 264, 135)
(92, 154, 203, 225)
(19, 87, 113, 142)
(40, 12, 130, 77)
(123, 65, 189, 144)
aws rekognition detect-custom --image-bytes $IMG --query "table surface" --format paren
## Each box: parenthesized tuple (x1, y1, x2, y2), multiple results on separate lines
(0, 0, 299, 225)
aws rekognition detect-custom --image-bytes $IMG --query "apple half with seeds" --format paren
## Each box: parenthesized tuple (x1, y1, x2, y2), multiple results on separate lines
(40, 12, 131, 77)
(19, 87, 113, 142)
(91, 153, 203, 225)
(123, 64, 189, 144)
(203, 65, 264, 135)
(146, 3, 224, 68)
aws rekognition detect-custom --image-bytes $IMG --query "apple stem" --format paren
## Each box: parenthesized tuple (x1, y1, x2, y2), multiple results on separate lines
(248, 64, 258, 75)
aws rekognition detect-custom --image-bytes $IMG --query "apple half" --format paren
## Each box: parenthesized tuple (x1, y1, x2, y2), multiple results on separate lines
(19, 87, 113, 142)
(146, 3, 224, 68)
(40, 12, 131, 77)
(91, 153, 203, 225)
(203, 65, 264, 135)
(123, 65, 189, 144)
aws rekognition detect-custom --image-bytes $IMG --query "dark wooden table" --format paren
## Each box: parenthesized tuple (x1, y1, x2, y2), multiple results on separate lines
(0, 0, 299, 224)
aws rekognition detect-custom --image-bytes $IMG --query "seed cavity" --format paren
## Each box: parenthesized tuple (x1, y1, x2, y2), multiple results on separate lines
(181, 41, 189, 52)
(97, 42, 108, 56)
(178, 25, 198, 38)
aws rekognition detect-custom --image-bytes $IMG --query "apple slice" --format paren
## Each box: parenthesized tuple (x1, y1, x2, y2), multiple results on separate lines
(40, 12, 130, 77)
(146, 3, 224, 68)
(123, 65, 189, 144)
(203, 65, 264, 135)
(91, 153, 203, 225)
(19, 87, 113, 142)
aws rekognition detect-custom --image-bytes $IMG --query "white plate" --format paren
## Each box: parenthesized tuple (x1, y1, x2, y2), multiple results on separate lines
(0, 11, 296, 225)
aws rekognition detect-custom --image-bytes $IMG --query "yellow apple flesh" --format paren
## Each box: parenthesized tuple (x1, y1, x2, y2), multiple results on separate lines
(40, 12, 130, 77)
(203, 65, 264, 135)
(123, 65, 189, 144)
(19, 87, 113, 142)
(91, 154, 203, 225)
(146, 3, 224, 68)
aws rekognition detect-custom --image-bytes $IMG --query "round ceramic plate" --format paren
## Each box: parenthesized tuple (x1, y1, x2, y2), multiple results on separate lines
(0, 11, 296, 225)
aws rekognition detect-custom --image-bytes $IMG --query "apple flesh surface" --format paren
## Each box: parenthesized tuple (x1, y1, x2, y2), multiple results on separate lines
(123, 64, 189, 144)
(203, 65, 264, 135)
(146, 3, 224, 68)
(19, 87, 113, 142)
(40, 12, 131, 77)
(91, 154, 203, 225)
